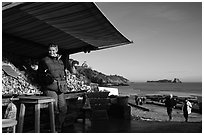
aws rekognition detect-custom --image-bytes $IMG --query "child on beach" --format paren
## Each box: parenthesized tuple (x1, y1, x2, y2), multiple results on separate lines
(164, 94, 177, 121)
(182, 98, 192, 122)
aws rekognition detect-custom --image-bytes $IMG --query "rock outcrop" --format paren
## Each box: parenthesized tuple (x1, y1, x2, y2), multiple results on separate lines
(76, 66, 129, 86)
(172, 78, 182, 83)
(147, 78, 182, 83)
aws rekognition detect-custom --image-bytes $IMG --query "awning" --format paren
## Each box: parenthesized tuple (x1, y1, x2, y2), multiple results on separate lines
(2, 2, 132, 58)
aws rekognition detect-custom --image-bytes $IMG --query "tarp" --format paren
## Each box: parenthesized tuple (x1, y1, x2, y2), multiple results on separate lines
(2, 65, 19, 78)
(2, 2, 132, 58)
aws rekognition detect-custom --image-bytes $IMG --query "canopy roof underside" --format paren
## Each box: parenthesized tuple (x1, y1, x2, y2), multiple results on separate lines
(2, 2, 132, 58)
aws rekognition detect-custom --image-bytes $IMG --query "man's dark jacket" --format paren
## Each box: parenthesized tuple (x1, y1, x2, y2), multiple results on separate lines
(38, 56, 66, 92)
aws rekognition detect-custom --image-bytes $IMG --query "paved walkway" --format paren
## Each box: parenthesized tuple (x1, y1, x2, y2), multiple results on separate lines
(61, 118, 202, 133)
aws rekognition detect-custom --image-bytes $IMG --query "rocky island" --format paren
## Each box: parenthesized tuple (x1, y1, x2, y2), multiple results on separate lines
(147, 78, 182, 83)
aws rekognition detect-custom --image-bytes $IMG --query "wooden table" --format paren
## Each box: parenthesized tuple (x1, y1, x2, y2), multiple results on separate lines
(17, 96, 55, 133)
(3, 91, 88, 132)
(2, 97, 19, 107)
(64, 90, 87, 100)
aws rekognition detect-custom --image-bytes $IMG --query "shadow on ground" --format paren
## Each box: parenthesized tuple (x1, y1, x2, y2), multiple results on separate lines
(61, 118, 202, 133)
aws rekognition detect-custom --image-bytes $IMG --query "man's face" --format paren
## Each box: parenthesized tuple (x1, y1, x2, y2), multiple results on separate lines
(48, 47, 58, 57)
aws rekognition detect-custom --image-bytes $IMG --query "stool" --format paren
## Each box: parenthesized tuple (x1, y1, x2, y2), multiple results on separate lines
(17, 96, 55, 133)
(2, 119, 17, 133)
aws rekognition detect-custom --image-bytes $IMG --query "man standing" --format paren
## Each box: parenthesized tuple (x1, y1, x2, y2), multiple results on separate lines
(182, 98, 192, 122)
(38, 43, 67, 132)
(164, 94, 177, 121)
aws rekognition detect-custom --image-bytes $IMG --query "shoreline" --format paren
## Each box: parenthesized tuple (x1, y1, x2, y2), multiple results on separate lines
(130, 103, 202, 123)
(114, 83, 202, 123)
(127, 94, 202, 123)
(117, 86, 202, 101)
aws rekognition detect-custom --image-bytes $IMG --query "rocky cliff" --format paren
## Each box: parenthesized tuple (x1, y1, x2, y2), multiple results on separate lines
(76, 66, 129, 86)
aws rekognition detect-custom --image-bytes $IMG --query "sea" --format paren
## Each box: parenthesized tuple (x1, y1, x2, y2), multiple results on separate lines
(114, 82, 202, 99)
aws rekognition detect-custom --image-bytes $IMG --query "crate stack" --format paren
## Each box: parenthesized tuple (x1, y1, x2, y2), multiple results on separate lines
(86, 92, 110, 121)
(108, 96, 131, 120)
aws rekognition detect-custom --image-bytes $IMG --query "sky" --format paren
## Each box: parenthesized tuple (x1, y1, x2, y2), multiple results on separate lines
(71, 2, 202, 82)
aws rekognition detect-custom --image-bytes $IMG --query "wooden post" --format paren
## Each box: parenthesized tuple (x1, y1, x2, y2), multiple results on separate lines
(17, 103, 25, 133)
(35, 103, 40, 133)
(49, 102, 55, 133)
(62, 52, 70, 73)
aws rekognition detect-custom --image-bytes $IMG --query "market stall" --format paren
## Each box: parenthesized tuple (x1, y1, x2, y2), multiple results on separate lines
(2, 2, 132, 133)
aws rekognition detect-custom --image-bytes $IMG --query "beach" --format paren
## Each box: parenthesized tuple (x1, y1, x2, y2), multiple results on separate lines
(115, 82, 202, 123)
(130, 102, 202, 122)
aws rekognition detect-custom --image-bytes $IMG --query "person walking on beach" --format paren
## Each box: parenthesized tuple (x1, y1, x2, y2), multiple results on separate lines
(182, 98, 192, 122)
(38, 43, 68, 132)
(164, 94, 177, 121)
